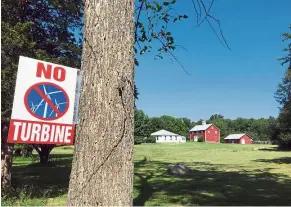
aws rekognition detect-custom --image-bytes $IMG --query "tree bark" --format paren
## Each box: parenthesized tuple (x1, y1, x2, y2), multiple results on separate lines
(67, 0, 135, 206)
(1, 121, 14, 192)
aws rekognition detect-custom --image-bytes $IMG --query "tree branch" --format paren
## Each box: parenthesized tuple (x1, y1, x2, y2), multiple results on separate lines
(32, 144, 41, 154)
(192, 0, 231, 51)
(155, 37, 191, 76)
(135, 1, 144, 43)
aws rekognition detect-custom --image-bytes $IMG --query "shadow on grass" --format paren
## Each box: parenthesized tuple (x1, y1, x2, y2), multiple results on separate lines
(258, 146, 291, 152)
(133, 160, 291, 206)
(256, 157, 291, 164)
(8, 154, 291, 206)
(258, 146, 278, 151)
(11, 154, 73, 199)
(133, 159, 155, 206)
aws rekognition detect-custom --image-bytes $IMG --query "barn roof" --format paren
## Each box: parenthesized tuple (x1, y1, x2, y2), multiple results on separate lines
(224, 134, 245, 140)
(189, 124, 212, 132)
(151, 129, 178, 136)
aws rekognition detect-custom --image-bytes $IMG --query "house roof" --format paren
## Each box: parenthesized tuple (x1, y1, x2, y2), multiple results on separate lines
(151, 130, 178, 136)
(224, 134, 245, 140)
(189, 124, 212, 132)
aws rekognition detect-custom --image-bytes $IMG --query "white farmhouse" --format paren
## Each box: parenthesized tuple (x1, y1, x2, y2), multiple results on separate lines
(151, 129, 186, 143)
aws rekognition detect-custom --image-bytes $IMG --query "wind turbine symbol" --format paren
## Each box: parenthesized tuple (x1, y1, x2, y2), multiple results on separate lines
(33, 84, 62, 117)
(49, 99, 67, 117)
(30, 101, 43, 112)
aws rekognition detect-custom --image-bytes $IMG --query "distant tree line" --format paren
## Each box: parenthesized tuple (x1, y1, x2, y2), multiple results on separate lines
(134, 109, 192, 144)
(134, 108, 278, 144)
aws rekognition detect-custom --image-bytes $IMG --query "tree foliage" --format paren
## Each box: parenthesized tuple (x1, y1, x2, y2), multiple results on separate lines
(1, 0, 82, 120)
(1, 0, 83, 166)
(274, 24, 291, 150)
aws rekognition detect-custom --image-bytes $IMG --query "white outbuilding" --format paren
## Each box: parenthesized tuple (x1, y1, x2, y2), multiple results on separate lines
(151, 129, 186, 143)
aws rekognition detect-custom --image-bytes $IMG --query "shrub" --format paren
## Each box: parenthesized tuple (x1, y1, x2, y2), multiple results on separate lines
(197, 136, 203, 142)
(145, 136, 156, 143)
(13, 144, 33, 157)
(134, 136, 144, 145)
(134, 136, 156, 144)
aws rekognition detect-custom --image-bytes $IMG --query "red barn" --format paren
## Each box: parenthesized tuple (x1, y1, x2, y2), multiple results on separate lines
(224, 134, 252, 144)
(189, 121, 220, 143)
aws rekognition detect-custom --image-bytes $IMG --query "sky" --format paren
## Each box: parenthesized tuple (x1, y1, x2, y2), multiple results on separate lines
(135, 0, 291, 122)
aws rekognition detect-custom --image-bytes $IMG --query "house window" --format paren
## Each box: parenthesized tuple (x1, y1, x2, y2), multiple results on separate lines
(170, 136, 172, 140)
(208, 131, 210, 133)
(175, 136, 177, 140)
(157, 136, 159, 140)
(211, 126, 214, 129)
(215, 131, 217, 134)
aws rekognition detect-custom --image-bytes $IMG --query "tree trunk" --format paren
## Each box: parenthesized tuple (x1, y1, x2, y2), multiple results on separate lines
(1, 121, 14, 192)
(39, 153, 49, 164)
(67, 0, 135, 206)
(32, 144, 55, 164)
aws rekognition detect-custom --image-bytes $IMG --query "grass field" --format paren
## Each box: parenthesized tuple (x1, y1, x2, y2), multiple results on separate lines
(2, 143, 291, 206)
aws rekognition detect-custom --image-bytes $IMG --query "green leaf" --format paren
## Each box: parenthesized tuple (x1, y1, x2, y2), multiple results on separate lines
(134, 58, 139, 66)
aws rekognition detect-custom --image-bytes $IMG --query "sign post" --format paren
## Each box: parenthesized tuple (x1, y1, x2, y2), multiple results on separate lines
(7, 56, 81, 145)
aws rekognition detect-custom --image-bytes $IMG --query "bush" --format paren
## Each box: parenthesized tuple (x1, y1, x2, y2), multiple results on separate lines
(134, 136, 144, 145)
(13, 144, 33, 157)
(197, 136, 203, 142)
(134, 136, 156, 144)
(14, 148, 22, 157)
(145, 136, 156, 143)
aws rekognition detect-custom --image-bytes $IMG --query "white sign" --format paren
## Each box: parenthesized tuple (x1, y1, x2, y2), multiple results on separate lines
(8, 56, 81, 145)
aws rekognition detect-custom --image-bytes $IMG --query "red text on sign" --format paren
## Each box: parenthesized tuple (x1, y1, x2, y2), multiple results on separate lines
(7, 119, 74, 145)
(36, 62, 66, 82)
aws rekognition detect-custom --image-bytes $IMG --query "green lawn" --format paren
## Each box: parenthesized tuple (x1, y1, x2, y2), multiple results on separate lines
(3, 143, 291, 206)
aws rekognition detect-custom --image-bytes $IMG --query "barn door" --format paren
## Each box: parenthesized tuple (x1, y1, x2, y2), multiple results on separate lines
(241, 139, 245, 144)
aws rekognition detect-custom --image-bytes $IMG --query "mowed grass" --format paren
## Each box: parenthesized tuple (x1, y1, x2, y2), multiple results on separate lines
(3, 143, 291, 206)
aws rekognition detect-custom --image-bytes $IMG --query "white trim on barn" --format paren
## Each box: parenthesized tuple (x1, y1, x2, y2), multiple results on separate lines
(151, 130, 186, 143)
